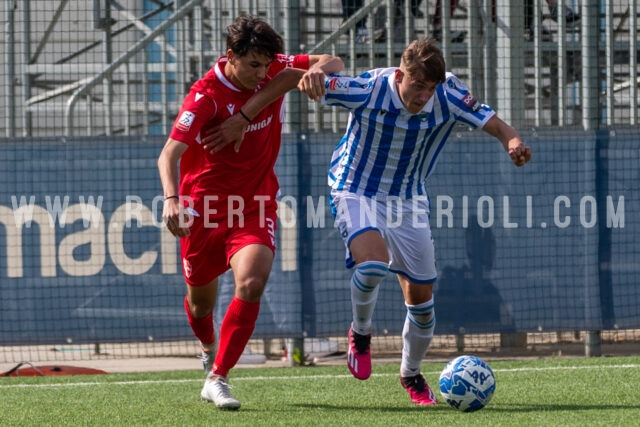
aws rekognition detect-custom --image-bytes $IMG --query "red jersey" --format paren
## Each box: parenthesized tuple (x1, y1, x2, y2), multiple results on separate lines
(169, 54, 310, 219)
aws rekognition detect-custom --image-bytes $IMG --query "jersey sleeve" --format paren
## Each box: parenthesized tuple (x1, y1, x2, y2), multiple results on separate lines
(320, 69, 378, 110)
(168, 90, 217, 144)
(291, 54, 309, 70)
(444, 73, 495, 129)
(268, 54, 310, 78)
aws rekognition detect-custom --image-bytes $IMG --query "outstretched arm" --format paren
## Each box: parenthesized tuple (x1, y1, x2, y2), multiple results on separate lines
(482, 115, 532, 167)
(203, 54, 344, 154)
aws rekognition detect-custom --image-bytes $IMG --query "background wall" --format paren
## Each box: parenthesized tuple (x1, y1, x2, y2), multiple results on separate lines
(0, 130, 636, 347)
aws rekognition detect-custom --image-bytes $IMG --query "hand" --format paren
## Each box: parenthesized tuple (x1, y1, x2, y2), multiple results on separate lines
(508, 143, 532, 167)
(297, 67, 327, 101)
(202, 114, 248, 154)
(162, 198, 192, 237)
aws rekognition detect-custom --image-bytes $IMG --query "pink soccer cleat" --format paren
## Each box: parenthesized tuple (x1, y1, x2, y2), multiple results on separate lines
(347, 326, 372, 380)
(400, 374, 438, 405)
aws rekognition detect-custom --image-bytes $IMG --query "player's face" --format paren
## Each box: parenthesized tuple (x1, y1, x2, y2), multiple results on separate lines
(226, 49, 272, 90)
(395, 69, 438, 114)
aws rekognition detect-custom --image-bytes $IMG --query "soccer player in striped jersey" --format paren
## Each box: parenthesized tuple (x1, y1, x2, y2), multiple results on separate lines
(157, 14, 343, 410)
(318, 38, 531, 405)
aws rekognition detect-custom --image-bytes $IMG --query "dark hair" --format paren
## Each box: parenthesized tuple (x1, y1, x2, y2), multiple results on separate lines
(226, 14, 284, 59)
(401, 38, 446, 83)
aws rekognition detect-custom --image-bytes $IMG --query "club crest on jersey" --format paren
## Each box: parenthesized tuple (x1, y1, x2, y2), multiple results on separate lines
(176, 111, 195, 132)
(226, 104, 235, 115)
(329, 77, 349, 91)
(447, 74, 466, 90)
(183, 258, 193, 278)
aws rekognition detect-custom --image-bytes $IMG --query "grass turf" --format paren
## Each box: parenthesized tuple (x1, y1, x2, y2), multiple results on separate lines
(1, 356, 640, 426)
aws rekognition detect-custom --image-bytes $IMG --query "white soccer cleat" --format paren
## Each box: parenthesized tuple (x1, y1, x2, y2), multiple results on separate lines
(200, 373, 241, 410)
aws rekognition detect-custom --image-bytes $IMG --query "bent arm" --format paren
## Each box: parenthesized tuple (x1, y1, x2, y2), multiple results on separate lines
(307, 54, 345, 75)
(201, 68, 307, 153)
(243, 53, 344, 116)
(299, 54, 345, 101)
(241, 67, 307, 119)
(482, 115, 532, 167)
(202, 54, 344, 153)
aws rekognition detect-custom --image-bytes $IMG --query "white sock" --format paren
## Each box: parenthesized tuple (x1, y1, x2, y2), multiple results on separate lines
(400, 298, 435, 378)
(350, 260, 389, 335)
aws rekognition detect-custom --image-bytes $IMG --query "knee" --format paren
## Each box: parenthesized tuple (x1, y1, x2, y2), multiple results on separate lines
(187, 296, 214, 318)
(235, 276, 267, 302)
(354, 260, 390, 289)
(406, 299, 436, 332)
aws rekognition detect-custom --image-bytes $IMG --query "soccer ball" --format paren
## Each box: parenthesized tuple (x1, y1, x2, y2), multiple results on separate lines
(438, 355, 496, 412)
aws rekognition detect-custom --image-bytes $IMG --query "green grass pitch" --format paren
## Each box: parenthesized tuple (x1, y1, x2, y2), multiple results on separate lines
(2, 356, 640, 426)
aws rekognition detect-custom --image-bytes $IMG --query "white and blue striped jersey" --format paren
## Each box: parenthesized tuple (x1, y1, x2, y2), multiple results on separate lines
(322, 68, 496, 200)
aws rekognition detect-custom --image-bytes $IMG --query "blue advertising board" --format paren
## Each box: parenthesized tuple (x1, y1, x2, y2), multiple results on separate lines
(0, 130, 637, 345)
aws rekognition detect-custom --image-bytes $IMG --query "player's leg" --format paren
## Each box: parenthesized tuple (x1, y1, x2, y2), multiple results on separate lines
(204, 206, 276, 410)
(333, 192, 391, 337)
(185, 213, 254, 410)
(397, 276, 438, 405)
(179, 217, 223, 375)
(212, 243, 273, 378)
(183, 233, 244, 410)
(347, 230, 390, 379)
(332, 192, 391, 380)
(201, 243, 273, 411)
(212, 208, 276, 381)
(385, 197, 438, 404)
(398, 277, 435, 377)
(184, 279, 218, 373)
(349, 230, 390, 334)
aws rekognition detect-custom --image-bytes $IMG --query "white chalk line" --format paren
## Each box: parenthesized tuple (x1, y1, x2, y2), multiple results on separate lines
(1, 363, 638, 389)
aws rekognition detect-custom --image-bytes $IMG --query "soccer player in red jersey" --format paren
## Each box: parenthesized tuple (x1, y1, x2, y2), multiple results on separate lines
(157, 14, 343, 410)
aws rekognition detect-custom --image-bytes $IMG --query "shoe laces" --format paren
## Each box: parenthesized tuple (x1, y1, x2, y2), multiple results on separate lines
(212, 377, 235, 398)
(402, 374, 426, 392)
(351, 331, 371, 354)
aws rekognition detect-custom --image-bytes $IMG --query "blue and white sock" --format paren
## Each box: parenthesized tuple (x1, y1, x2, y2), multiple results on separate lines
(400, 298, 435, 378)
(350, 260, 389, 335)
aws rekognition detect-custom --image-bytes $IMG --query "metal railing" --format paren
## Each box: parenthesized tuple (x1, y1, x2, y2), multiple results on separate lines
(2, 1, 639, 137)
(63, 0, 205, 136)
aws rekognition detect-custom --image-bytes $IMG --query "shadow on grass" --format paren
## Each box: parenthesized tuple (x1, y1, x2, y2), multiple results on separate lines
(289, 402, 640, 413)
(487, 403, 640, 412)
(291, 403, 451, 412)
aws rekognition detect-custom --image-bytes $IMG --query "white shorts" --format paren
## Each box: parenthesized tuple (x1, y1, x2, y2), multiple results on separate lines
(330, 191, 437, 284)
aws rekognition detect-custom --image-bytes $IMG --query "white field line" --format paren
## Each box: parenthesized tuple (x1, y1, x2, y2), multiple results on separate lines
(1, 364, 639, 389)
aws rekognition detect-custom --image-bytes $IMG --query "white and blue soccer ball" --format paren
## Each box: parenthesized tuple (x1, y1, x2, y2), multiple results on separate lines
(438, 355, 496, 412)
